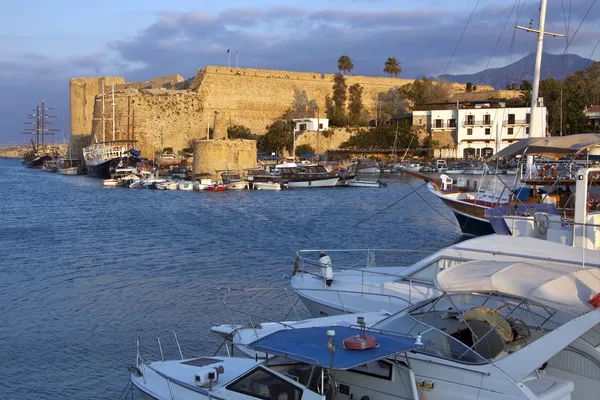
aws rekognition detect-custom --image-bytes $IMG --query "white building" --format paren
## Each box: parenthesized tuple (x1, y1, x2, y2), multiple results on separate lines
(293, 118, 329, 132)
(409, 101, 547, 158)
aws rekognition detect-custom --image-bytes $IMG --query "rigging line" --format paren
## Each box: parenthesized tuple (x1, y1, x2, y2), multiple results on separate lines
(353, 182, 426, 227)
(477, 0, 521, 86)
(505, 0, 525, 88)
(550, 0, 598, 76)
(442, 0, 482, 77)
(410, 184, 461, 228)
(584, 36, 600, 68)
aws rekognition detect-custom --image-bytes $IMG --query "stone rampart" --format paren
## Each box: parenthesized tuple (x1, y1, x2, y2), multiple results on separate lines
(193, 139, 257, 179)
(152, 74, 184, 89)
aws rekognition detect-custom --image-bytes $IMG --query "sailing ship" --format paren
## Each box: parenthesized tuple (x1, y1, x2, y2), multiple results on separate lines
(82, 84, 141, 179)
(21, 101, 59, 168)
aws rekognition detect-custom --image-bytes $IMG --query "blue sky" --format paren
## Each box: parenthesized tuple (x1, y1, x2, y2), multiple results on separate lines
(1, 0, 598, 144)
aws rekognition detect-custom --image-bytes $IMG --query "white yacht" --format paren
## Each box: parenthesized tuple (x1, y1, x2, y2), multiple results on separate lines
(133, 261, 600, 400)
(290, 235, 600, 318)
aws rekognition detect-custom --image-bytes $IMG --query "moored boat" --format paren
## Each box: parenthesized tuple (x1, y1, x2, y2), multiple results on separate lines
(253, 181, 282, 191)
(275, 163, 339, 188)
(346, 178, 387, 188)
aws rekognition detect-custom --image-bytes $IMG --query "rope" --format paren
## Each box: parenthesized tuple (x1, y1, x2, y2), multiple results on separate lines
(117, 380, 133, 400)
(353, 182, 426, 227)
(411, 184, 462, 229)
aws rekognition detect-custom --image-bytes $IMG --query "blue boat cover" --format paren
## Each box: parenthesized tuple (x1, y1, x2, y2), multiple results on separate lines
(247, 326, 429, 370)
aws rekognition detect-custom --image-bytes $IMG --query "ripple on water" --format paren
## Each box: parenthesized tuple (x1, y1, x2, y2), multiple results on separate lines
(0, 159, 462, 399)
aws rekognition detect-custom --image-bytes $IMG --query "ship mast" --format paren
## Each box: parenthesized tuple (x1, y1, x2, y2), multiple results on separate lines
(516, 0, 565, 176)
(22, 100, 58, 151)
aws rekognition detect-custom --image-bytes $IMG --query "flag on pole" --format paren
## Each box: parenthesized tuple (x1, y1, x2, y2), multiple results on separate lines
(227, 49, 230, 53)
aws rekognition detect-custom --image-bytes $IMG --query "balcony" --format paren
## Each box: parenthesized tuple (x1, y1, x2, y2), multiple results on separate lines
(504, 119, 529, 126)
(431, 123, 456, 131)
(463, 120, 493, 127)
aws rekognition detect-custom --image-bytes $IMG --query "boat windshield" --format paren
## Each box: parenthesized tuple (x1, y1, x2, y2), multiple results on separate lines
(401, 257, 466, 283)
(374, 292, 580, 365)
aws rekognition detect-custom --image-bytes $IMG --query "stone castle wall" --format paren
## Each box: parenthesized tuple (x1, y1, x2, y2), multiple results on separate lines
(72, 67, 500, 160)
(193, 139, 257, 179)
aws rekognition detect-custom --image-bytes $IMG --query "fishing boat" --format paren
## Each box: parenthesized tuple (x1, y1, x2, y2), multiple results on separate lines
(210, 261, 600, 400)
(275, 163, 339, 188)
(208, 183, 225, 192)
(178, 181, 194, 191)
(57, 158, 83, 175)
(195, 178, 216, 191)
(253, 182, 283, 191)
(220, 170, 248, 190)
(346, 178, 387, 188)
(156, 180, 179, 190)
(355, 160, 381, 174)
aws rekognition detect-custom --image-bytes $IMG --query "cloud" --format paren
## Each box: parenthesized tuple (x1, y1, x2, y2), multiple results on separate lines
(0, 2, 598, 143)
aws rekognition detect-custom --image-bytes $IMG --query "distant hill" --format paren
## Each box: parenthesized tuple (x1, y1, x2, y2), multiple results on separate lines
(438, 52, 596, 89)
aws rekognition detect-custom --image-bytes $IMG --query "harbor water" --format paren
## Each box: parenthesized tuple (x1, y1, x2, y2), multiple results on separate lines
(0, 158, 463, 399)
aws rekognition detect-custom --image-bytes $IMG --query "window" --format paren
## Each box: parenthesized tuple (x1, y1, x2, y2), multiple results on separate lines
(318, 123, 323, 130)
(485, 128, 491, 135)
(526, 127, 530, 135)
(483, 114, 491, 125)
(508, 128, 514, 135)
(466, 115, 475, 125)
(227, 367, 303, 400)
(299, 124, 307, 131)
(448, 119, 456, 128)
(350, 360, 393, 380)
(418, 118, 423, 125)
(467, 128, 473, 135)
(508, 114, 515, 125)
(526, 113, 531, 124)
(435, 119, 443, 128)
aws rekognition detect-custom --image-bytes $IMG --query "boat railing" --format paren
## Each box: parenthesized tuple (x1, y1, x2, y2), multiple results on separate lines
(294, 249, 433, 277)
(135, 336, 229, 400)
(213, 286, 415, 340)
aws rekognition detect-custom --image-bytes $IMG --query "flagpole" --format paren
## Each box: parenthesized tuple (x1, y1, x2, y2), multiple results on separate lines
(236, 50, 238, 68)
(228, 49, 230, 68)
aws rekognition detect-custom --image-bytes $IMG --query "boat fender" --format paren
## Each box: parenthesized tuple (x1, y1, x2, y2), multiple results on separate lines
(589, 292, 600, 308)
(319, 253, 333, 286)
(534, 213, 550, 235)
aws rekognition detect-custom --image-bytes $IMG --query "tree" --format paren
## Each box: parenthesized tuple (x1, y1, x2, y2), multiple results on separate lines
(257, 119, 293, 155)
(348, 83, 364, 126)
(337, 55, 354, 75)
(288, 90, 319, 119)
(340, 121, 418, 150)
(330, 73, 348, 126)
(466, 82, 473, 92)
(519, 80, 532, 91)
(383, 57, 402, 78)
(399, 77, 452, 110)
(375, 88, 409, 125)
(227, 125, 255, 140)
(295, 144, 315, 156)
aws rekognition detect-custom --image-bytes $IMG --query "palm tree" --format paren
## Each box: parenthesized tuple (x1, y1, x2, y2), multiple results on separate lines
(337, 55, 354, 75)
(383, 57, 402, 78)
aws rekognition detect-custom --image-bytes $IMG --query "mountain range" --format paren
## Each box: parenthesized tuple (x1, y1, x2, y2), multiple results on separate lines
(438, 52, 596, 89)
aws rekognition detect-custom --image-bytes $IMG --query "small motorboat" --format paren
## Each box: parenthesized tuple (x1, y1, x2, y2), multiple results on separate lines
(178, 181, 194, 191)
(102, 178, 119, 187)
(195, 178, 215, 191)
(253, 182, 282, 191)
(208, 183, 225, 192)
(156, 180, 179, 190)
(225, 181, 249, 190)
(347, 178, 387, 188)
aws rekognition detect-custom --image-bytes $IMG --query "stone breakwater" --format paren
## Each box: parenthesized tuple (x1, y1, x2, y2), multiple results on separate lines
(0, 145, 67, 158)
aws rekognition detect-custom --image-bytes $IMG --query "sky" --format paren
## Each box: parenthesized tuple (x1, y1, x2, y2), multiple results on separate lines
(1, 0, 598, 144)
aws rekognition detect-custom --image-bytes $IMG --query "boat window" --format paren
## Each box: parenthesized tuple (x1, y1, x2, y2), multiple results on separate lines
(407, 258, 464, 282)
(227, 366, 303, 400)
(349, 360, 392, 380)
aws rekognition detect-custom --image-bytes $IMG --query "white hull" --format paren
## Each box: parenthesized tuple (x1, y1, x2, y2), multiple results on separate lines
(286, 177, 339, 188)
(102, 179, 119, 187)
(357, 166, 381, 174)
(347, 179, 385, 188)
(178, 181, 194, 191)
(253, 182, 282, 191)
(445, 169, 465, 174)
(225, 181, 248, 190)
(57, 167, 80, 175)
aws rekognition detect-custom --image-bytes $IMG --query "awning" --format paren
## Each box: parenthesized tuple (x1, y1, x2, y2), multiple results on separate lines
(435, 260, 600, 315)
(247, 326, 429, 370)
(489, 134, 600, 160)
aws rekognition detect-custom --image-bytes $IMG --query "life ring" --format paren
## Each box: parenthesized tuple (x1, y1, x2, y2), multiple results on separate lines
(342, 334, 377, 350)
(539, 164, 557, 181)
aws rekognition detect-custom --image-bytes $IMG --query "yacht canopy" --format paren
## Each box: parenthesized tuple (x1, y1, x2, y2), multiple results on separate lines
(435, 260, 600, 315)
(489, 134, 600, 160)
(247, 326, 429, 370)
